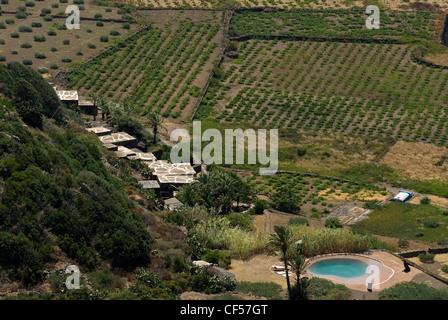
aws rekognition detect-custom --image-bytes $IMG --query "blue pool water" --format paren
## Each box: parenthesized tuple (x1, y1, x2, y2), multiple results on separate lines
(309, 258, 369, 278)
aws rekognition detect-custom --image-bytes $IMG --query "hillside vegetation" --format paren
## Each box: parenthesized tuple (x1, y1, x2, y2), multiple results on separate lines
(0, 63, 152, 286)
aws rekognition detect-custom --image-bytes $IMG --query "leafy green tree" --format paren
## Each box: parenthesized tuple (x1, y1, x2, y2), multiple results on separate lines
(177, 168, 252, 215)
(11, 78, 43, 128)
(0, 232, 43, 285)
(271, 186, 300, 213)
(6, 62, 61, 120)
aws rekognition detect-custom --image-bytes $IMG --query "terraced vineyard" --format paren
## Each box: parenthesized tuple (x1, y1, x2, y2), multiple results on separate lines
(197, 9, 448, 146)
(66, 12, 223, 118)
(119, 0, 448, 11)
(0, 0, 139, 74)
(230, 9, 443, 40)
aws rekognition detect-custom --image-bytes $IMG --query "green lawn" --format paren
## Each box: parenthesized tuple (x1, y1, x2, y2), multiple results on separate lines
(353, 202, 448, 244)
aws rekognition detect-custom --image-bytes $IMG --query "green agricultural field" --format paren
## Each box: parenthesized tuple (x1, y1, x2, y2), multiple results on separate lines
(229, 9, 442, 40)
(65, 10, 223, 119)
(0, 0, 138, 74)
(244, 171, 388, 217)
(353, 202, 448, 243)
(197, 9, 448, 146)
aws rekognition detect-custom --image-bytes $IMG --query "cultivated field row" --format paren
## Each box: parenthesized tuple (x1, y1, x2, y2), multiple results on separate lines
(118, 0, 448, 11)
(66, 15, 223, 119)
(197, 39, 448, 145)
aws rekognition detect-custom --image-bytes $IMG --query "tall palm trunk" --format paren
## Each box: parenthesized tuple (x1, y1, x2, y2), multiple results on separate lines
(282, 249, 291, 294)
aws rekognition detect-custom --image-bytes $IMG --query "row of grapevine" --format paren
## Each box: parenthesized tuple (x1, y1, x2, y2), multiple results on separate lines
(197, 37, 448, 145)
(66, 18, 222, 118)
(230, 9, 442, 41)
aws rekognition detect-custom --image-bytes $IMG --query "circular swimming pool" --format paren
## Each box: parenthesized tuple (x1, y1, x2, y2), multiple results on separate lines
(308, 258, 369, 278)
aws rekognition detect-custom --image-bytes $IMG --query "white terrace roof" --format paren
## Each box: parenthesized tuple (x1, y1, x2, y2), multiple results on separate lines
(157, 175, 195, 184)
(115, 146, 136, 158)
(56, 90, 78, 101)
(146, 161, 196, 176)
(99, 132, 137, 145)
(127, 152, 157, 162)
(86, 127, 112, 136)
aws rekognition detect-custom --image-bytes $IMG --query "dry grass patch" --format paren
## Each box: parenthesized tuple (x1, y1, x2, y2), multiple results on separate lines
(379, 141, 448, 181)
(409, 195, 448, 208)
(426, 54, 448, 67)
(318, 188, 390, 201)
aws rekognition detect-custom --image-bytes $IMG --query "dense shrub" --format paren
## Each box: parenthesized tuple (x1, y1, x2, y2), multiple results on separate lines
(418, 253, 435, 263)
(271, 186, 300, 213)
(424, 220, 439, 228)
(31, 21, 42, 27)
(0, 232, 43, 285)
(33, 34, 46, 42)
(306, 277, 351, 300)
(19, 26, 32, 32)
(34, 52, 46, 59)
(15, 12, 27, 19)
(289, 217, 309, 226)
(379, 282, 448, 300)
(324, 217, 343, 229)
(37, 67, 48, 74)
(61, 57, 72, 63)
(10, 32, 19, 38)
(420, 197, 431, 205)
(252, 199, 266, 215)
(99, 35, 108, 42)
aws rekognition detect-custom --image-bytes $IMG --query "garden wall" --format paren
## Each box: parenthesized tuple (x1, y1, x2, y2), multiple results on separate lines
(190, 9, 234, 121)
(441, 14, 448, 47)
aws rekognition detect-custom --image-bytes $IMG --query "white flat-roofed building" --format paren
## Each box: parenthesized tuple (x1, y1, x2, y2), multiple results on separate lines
(392, 190, 413, 202)
(86, 126, 112, 137)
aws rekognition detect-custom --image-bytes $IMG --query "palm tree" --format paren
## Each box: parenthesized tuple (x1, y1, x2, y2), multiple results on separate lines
(267, 225, 296, 296)
(121, 100, 135, 117)
(107, 101, 125, 125)
(98, 98, 109, 121)
(147, 111, 165, 145)
(177, 183, 201, 207)
(288, 254, 311, 300)
(88, 93, 100, 121)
